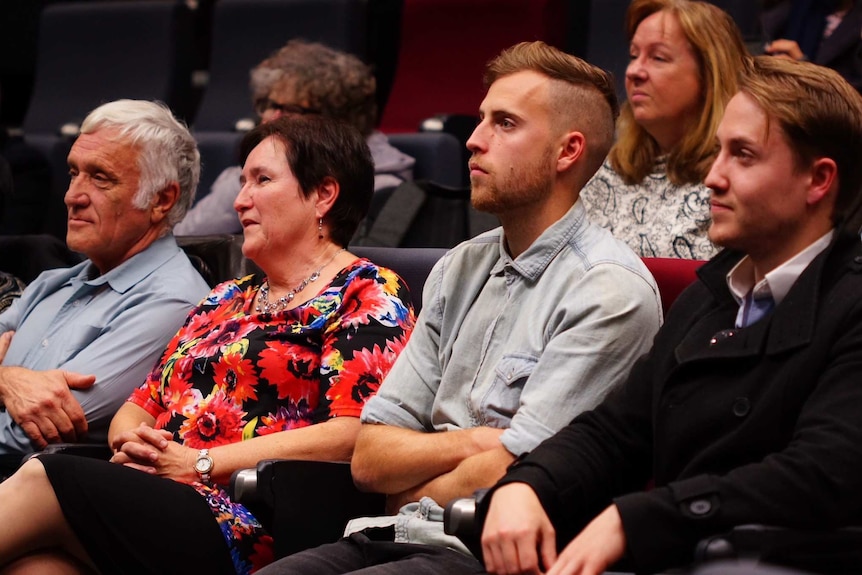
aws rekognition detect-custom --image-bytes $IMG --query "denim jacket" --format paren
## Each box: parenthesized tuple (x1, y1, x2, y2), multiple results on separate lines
(356, 200, 662, 550)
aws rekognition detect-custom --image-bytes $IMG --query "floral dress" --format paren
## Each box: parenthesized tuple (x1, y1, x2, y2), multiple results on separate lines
(129, 259, 414, 573)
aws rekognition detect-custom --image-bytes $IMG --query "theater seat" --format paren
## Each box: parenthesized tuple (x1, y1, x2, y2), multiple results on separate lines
(641, 257, 705, 315)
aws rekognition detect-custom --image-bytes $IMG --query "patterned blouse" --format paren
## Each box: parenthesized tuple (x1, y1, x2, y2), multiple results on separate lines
(0, 272, 24, 313)
(129, 259, 415, 574)
(580, 159, 718, 260)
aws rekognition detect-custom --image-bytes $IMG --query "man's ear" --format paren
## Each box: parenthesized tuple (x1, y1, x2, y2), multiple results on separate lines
(315, 176, 340, 218)
(150, 182, 180, 224)
(557, 131, 586, 174)
(807, 157, 838, 207)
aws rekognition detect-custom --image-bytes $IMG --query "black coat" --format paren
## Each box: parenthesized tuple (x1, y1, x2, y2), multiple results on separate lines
(499, 232, 862, 572)
(761, 1, 862, 91)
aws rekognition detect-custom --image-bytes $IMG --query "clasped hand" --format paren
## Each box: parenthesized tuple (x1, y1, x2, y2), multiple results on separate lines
(110, 422, 195, 481)
(0, 330, 96, 447)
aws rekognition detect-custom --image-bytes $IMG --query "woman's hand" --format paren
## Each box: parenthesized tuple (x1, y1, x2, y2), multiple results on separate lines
(110, 422, 197, 482)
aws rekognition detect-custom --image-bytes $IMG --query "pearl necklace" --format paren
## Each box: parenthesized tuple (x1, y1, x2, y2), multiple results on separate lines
(255, 248, 345, 314)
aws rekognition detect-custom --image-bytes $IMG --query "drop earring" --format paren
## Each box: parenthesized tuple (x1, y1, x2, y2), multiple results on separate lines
(318, 217, 323, 239)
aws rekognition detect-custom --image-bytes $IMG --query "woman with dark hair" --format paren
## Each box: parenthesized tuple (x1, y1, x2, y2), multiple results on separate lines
(0, 115, 415, 574)
(580, 0, 750, 260)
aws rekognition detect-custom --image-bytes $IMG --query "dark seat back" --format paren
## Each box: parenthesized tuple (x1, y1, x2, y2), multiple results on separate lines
(351, 245, 448, 314)
(353, 180, 499, 249)
(193, 131, 243, 202)
(23, 0, 196, 134)
(176, 234, 250, 287)
(387, 132, 464, 188)
(0, 234, 83, 284)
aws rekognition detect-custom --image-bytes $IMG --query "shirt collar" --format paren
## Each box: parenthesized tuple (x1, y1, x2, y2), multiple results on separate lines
(726, 229, 835, 306)
(492, 199, 587, 280)
(69, 234, 181, 294)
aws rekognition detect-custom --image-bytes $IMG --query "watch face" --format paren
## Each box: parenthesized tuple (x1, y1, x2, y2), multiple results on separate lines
(195, 457, 212, 473)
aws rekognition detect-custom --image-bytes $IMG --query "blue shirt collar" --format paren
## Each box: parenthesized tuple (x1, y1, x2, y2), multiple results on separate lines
(492, 200, 587, 281)
(67, 234, 182, 294)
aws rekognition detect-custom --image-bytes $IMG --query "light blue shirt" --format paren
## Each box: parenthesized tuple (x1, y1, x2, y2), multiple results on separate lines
(0, 234, 210, 454)
(362, 199, 663, 457)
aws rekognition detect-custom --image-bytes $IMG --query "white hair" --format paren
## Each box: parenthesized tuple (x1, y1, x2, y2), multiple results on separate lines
(80, 99, 200, 229)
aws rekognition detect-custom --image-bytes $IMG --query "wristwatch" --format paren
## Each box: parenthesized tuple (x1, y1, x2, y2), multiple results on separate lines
(194, 448, 214, 484)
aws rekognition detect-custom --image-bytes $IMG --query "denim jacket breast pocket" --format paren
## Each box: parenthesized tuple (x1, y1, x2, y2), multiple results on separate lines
(479, 354, 538, 428)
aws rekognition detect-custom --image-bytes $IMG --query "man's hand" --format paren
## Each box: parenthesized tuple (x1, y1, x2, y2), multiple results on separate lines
(0, 367, 95, 447)
(765, 39, 805, 61)
(482, 482, 557, 575)
(111, 422, 196, 482)
(545, 505, 626, 575)
(0, 331, 13, 364)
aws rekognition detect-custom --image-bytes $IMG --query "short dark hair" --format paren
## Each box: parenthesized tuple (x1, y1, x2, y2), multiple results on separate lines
(239, 115, 374, 246)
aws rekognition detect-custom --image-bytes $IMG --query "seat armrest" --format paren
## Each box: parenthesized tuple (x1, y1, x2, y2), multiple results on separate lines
(443, 488, 489, 561)
(695, 524, 862, 573)
(229, 459, 386, 558)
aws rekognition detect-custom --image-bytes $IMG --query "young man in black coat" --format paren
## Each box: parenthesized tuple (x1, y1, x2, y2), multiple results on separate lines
(480, 55, 862, 575)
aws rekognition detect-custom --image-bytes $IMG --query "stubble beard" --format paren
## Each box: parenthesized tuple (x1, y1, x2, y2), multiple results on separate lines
(470, 150, 555, 216)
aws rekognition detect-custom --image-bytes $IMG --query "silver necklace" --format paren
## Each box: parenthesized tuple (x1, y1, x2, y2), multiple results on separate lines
(255, 248, 345, 314)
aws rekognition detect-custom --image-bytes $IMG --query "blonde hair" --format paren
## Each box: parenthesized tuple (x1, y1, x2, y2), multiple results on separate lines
(485, 41, 619, 185)
(740, 56, 862, 228)
(610, 0, 749, 185)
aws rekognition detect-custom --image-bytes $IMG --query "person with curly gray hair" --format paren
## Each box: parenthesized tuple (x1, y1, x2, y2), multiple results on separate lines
(176, 40, 414, 236)
(0, 99, 210, 474)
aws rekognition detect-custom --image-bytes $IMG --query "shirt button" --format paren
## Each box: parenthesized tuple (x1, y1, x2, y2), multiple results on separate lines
(41, 339, 49, 348)
(732, 397, 750, 417)
(689, 499, 712, 515)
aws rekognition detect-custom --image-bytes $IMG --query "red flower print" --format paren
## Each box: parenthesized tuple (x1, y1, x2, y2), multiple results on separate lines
(183, 307, 233, 343)
(161, 365, 194, 412)
(258, 341, 320, 401)
(327, 340, 400, 409)
(191, 317, 257, 358)
(213, 352, 258, 403)
(338, 277, 395, 330)
(256, 402, 314, 435)
(179, 390, 246, 448)
(249, 535, 274, 571)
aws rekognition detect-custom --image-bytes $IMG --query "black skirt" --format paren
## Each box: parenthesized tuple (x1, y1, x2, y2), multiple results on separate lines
(38, 454, 235, 574)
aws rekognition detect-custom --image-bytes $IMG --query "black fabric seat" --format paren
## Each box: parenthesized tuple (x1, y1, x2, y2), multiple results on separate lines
(22, 1, 196, 135)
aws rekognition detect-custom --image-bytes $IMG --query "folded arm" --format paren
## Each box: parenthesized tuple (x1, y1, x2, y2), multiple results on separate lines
(110, 405, 361, 484)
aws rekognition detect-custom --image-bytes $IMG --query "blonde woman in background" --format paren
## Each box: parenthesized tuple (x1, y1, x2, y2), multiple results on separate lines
(581, 0, 749, 259)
